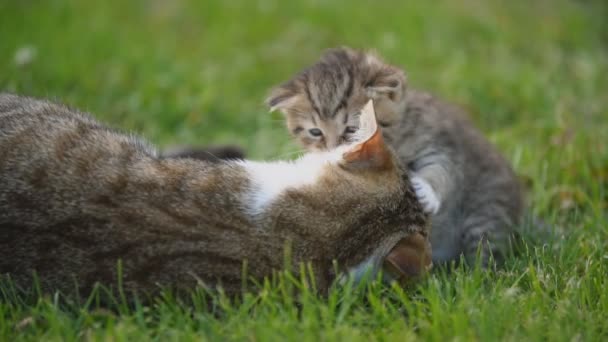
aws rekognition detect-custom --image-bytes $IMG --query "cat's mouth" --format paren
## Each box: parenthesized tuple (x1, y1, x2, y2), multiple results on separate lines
(382, 233, 433, 284)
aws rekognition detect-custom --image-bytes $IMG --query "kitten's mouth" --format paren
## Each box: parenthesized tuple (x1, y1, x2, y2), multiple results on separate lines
(382, 233, 433, 284)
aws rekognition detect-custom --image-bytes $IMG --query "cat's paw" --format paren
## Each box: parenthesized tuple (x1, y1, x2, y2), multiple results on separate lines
(411, 177, 441, 215)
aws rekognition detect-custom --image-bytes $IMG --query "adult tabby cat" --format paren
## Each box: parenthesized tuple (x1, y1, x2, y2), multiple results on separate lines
(0, 94, 430, 298)
(266, 47, 523, 267)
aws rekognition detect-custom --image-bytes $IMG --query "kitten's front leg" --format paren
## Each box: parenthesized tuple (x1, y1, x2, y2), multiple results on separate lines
(408, 149, 460, 216)
(411, 176, 441, 214)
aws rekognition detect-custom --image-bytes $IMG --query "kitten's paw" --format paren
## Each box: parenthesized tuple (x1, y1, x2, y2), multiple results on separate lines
(411, 177, 441, 215)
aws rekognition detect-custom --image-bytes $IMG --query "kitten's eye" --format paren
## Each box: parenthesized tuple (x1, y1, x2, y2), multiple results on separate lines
(308, 128, 323, 137)
(344, 126, 358, 134)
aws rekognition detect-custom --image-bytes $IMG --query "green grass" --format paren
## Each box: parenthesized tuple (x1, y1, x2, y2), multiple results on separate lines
(1, 0, 607, 340)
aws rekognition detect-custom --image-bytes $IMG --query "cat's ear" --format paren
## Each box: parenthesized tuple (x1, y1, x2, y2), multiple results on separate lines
(265, 85, 301, 114)
(342, 100, 392, 170)
(383, 233, 432, 284)
(365, 55, 407, 102)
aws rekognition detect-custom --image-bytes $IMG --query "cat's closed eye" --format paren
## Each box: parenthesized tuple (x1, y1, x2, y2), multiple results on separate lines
(309, 128, 323, 137)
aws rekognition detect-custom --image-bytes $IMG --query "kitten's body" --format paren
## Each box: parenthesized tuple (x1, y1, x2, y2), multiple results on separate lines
(267, 48, 523, 266)
(0, 94, 429, 298)
(384, 90, 522, 264)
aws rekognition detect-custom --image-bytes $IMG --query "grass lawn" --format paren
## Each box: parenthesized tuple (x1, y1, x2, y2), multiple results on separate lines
(1, 0, 607, 340)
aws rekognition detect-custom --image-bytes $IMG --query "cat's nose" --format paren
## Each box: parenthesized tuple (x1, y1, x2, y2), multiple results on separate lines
(382, 233, 432, 284)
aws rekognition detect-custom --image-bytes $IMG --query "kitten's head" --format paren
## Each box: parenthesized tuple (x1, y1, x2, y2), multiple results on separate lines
(266, 47, 407, 151)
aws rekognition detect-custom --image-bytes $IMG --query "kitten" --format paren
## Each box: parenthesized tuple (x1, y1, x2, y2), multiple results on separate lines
(266, 47, 523, 267)
(0, 94, 430, 299)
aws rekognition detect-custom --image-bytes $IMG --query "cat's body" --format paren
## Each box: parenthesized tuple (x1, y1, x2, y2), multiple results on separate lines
(267, 47, 523, 266)
(0, 94, 430, 298)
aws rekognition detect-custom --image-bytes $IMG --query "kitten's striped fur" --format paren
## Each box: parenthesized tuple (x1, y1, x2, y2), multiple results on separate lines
(267, 47, 524, 267)
(0, 94, 430, 298)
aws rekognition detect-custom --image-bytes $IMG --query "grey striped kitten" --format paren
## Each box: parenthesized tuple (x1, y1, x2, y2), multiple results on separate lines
(0, 94, 430, 299)
(267, 47, 523, 267)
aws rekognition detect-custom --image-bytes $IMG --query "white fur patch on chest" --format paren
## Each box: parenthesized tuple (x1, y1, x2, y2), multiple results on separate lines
(239, 149, 345, 215)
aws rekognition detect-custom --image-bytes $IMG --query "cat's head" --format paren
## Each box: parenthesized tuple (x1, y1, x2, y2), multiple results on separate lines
(329, 100, 430, 284)
(266, 46, 407, 151)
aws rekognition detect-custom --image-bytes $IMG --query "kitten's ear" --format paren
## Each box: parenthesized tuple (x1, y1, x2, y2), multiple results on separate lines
(383, 233, 432, 284)
(265, 85, 301, 114)
(342, 100, 392, 170)
(365, 55, 407, 102)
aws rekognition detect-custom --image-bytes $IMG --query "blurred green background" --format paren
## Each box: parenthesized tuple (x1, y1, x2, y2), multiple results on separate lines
(1, 1, 608, 340)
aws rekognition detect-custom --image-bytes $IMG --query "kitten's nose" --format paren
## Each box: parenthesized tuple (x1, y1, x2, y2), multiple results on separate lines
(318, 141, 334, 151)
(325, 139, 340, 150)
(382, 233, 432, 284)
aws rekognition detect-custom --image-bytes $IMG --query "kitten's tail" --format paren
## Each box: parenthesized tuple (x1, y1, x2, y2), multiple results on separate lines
(161, 145, 246, 162)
